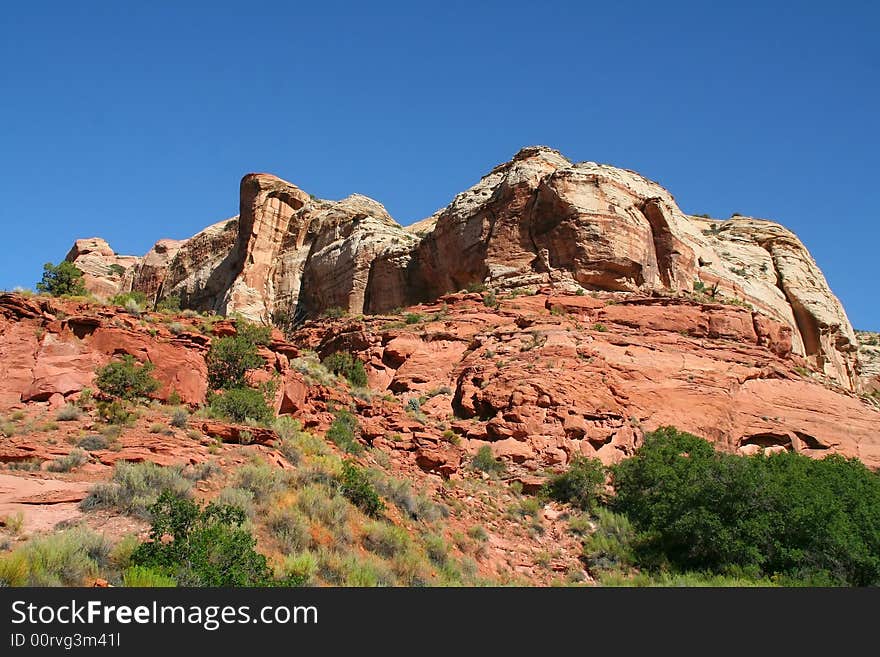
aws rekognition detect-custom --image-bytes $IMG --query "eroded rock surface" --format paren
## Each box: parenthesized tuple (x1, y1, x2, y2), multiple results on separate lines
(64, 147, 862, 390)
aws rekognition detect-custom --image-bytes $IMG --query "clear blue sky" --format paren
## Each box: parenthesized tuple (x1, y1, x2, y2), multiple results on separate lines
(1, 1, 877, 329)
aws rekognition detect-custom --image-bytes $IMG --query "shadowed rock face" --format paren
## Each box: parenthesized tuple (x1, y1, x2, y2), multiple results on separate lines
(64, 146, 863, 390)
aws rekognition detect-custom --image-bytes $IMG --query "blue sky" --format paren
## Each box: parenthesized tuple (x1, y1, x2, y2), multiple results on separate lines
(1, 1, 877, 329)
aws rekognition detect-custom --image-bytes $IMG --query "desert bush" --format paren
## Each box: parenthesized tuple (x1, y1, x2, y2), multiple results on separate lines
(290, 352, 337, 386)
(581, 507, 636, 573)
(168, 322, 185, 335)
(47, 448, 88, 472)
(543, 456, 606, 511)
(130, 491, 273, 587)
(267, 507, 312, 553)
(404, 313, 423, 324)
(319, 551, 396, 587)
(338, 460, 384, 517)
(216, 487, 256, 518)
(36, 261, 87, 297)
(279, 551, 319, 587)
(186, 461, 220, 482)
(80, 461, 193, 519)
(208, 387, 273, 424)
(96, 400, 137, 425)
(371, 473, 417, 518)
(276, 417, 328, 456)
(0, 552, 29, 587)
(326, 409, 362, 454)
(3, 526, 110, 586)
(206, 323, 268, 390)
(467, 525, 488, 542)
(323, 307, 347, 319)
(234, 460, 283, 504)
(122, 565, 177, 587)
(274, 417, 324, 465)
(76, 435, 110, 452)
(471, 445, 505, 475)
(95, 355, 160, 401)
(363, 520, 410, 558)
(56, 404, 81, 422)
(322, 352, 368, 388)
(155, 295, 181, 313)
(170, 407, 189, 428)
(111, 291, 148, 308)
(6, 458, 41, 471)
(422, 533, 449, 567)
(296, 483, 351, 543)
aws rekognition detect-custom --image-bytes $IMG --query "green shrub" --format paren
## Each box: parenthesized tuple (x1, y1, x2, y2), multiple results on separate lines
(543, 456, 605, 511)
(612, 426, 880, 586)
(323, 307, 347, 319)
(0, 552, 29, 587)
(206, 323, 268, 390)
(108, 263, 126, 277)
(467, 525, 488, 542)
(423, 533, 449, 567)
(322, 352, 368, 387)
(95, 355, 160, 401)
(279, 551, 318, 587)
(267, 507, 312, 553)
(111, 290, 147, 307)
(404, 313, 423, 324)
(7, 526, 110, 586)
(338, 460, 384, 517)
(36, 261, 87, 297)
(371, 473, 418, 518)
(170, 408, 189, 428)
(3, 511, 24, 535)
(581, 507, 635, 573)
(80, 461, 193, 519)
(363, 520, 410, 558)
(95, 400, 137, 425)
(209, 387, 274, 424)
(234, 461, 283, 504)
(295, 484, 352, 543)
(122, 565, 177, 587)
(216, 487, 256, 518)
(130, 491, 273, 587)
(47, 448, 88, 472)
(274, 416, 327, 465)
(56, 404, 81, 422)
(326, 409, 362, 454)
(155, 295, 181, 313)
(471, 445, 505, 475)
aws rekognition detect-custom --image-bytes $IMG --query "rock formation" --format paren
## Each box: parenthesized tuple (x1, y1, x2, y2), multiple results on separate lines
(3, 289, 878, 472)
(64, 238, 138, 300)
(64, 146, 862, 391)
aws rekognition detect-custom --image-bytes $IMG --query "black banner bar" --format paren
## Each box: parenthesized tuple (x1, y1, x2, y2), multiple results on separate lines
(0, 587, 875, 653)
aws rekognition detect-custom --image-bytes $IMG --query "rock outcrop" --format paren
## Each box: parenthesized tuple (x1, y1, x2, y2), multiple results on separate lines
(65, 238, 139, 300)
(64, 147, 863, 391)
(1, 288, 878, 473)
(294, 290, 880, 470)
(857, 331, 880, 394)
